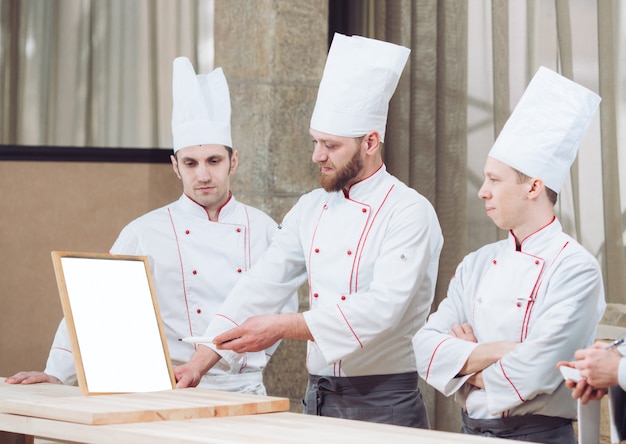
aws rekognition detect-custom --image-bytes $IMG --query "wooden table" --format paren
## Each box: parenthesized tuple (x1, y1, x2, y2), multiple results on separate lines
(0, 379, 526, 443)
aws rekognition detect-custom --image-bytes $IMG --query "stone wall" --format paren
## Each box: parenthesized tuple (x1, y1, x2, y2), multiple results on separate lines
(213, 0, 328, 408)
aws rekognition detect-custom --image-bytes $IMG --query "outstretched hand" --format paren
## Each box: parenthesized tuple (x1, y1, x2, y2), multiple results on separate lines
(5, 371, 61, 385)
(214, 314, 283, 354)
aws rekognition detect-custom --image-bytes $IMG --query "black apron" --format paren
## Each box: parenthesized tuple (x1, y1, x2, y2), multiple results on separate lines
(302, 371, 429, 429)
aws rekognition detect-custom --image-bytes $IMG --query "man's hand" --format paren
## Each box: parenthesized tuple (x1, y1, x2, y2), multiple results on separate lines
(174, 345, 222, 388)
(448, 323, 517, 376)
(556, 364, 608, 405)
(556, 340, 622, 403)
(450, 323, 478, 342)
(572, 343, 621, 388)
(215, 313, 312, 354)
(5, 371, 61, 385)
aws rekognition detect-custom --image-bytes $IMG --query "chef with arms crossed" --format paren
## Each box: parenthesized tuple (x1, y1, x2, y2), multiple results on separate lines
(413, 66, 605, 443)
(175, 33, 444, 429)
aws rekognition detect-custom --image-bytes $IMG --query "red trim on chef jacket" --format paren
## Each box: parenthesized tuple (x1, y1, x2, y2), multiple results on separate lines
(519, 241, 569, 341)
(343, 164, 384, 195)
(514, 216, 557, 248)
(500, 360, 526, 403)
(181, 191, 233, 222)
(337, 304, 362, 348)
(349, 185, 394, 292)
(167, 207, 194, 337)
(238, 353, 248, 373)
(215, 313, 240, 327)
(211, 191, 234, 221)
(51, 347, 72, 354)
(517, 252, 544, 343)
(425, 337, 453, 382)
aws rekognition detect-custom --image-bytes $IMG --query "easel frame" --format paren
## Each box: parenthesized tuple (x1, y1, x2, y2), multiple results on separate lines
(51, 251, 175, 395)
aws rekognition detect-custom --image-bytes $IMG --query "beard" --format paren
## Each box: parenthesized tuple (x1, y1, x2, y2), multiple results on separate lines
(318, 149, 363, 192)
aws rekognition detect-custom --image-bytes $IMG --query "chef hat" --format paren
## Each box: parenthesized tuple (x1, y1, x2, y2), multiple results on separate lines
(488, 66, 600, 193)
(310, 33, 410, 142)
(171, 57, 232, 152)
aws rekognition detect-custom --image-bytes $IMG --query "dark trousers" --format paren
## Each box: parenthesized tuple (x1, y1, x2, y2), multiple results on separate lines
(302, 372, 430, 429)
(610, 386, 626, 440)
(461, 410, 575, 444)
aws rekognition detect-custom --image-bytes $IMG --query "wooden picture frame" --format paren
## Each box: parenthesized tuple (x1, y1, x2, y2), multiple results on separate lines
(51, 251, 175, 395)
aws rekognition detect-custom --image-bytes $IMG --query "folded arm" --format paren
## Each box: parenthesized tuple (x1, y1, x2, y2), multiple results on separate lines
(450, 322, 517, 387)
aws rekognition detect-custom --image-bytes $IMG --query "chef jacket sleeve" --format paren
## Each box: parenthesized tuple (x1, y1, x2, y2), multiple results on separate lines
(202, 199, 309, 366)
(261, 219, 301, 360)
(43, 319, 78, 385)
(618, 358, 626, 391)
(109, 224, 140, 255)
(414, 257, 480, 395)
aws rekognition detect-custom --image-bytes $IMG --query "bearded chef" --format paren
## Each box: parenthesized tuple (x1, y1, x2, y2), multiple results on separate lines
(414, 66, 606, 443)
(175, 33, 444, 428)
(6, 57, 297, 395)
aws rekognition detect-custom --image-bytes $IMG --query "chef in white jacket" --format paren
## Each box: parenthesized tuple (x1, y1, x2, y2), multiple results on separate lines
(175, 33, 443, 428)
(6, 57, 296, 395)
(414, 67, 605, 443)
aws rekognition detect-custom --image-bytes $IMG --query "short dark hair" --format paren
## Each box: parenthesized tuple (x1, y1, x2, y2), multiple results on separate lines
(514, 170, 558, 205)
(173, 145, 233, 160)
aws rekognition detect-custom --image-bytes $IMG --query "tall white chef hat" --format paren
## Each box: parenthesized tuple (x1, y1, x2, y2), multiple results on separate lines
(310, 33, 410, 142)
(488, 66, 600, 193)
(171, 57, 232, 152)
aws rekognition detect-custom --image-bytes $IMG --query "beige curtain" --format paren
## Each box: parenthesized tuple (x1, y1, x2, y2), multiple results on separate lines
(363, 0, 468, 432)
(0, 0, 214, 148)
(482, 0, 626, 302)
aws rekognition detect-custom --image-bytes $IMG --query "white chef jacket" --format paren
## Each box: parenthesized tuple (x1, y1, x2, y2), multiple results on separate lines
(45, 193, 297, 393)
(203, 165, 443, 377)
(414, 218, 605, 419)
(617, 344, 626, 390)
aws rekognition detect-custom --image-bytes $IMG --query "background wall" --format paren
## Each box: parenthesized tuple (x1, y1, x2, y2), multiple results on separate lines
(0, 161, 181, 375)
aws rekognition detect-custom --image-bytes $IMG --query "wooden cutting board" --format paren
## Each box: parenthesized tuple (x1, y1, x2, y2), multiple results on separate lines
(0, 379, 289, 425)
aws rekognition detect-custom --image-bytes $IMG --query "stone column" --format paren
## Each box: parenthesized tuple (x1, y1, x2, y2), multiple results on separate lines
(213, 0, 328, 408)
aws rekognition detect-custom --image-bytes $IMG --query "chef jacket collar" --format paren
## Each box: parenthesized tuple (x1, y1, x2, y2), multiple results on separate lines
(341, 164, 387, 201)
(508, 217, 562, 254)
(178, 192, 237, 222)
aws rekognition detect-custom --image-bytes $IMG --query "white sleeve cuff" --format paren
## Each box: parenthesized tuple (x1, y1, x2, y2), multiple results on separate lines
(618, 357, 626, 391)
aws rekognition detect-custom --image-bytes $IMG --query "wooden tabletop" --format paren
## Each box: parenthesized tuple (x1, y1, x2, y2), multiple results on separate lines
(0, 410, 530, 444)
(0, 379, 528, 443)
(0, 379, 288, 425)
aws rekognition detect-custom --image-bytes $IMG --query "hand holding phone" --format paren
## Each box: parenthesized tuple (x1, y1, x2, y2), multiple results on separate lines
(559, 365, 582, 382)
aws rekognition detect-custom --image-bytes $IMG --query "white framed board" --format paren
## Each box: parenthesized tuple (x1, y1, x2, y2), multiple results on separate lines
(51, 251, 175, 395)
